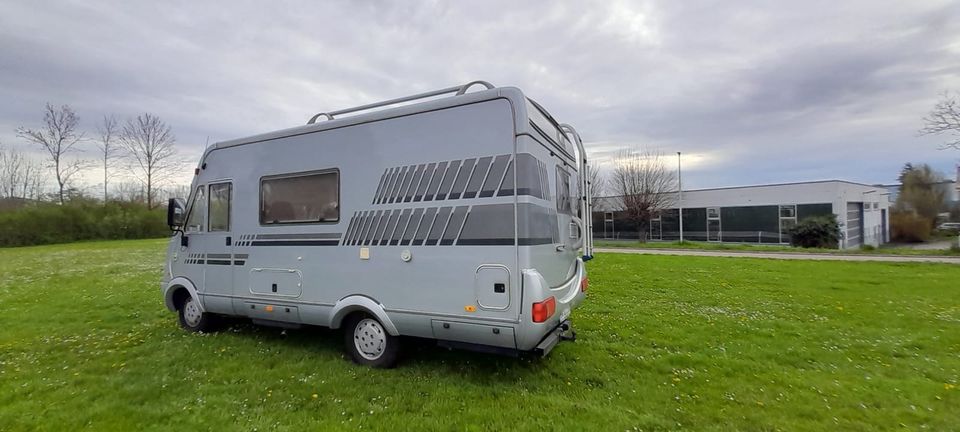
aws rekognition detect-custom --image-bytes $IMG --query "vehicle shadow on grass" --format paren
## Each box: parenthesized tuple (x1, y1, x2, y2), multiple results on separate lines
(215, 318, 544, 381)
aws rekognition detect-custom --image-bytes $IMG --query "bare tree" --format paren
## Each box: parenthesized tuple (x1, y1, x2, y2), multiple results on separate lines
(587, 165, 606, 210)
(610, 147, 677, 241)
(921, 91, 960, 150)
(0, 143, 46, 200)
(120, 113, 180, 209)
(96, 115, 121, 201)
(16, 103, 86, 204)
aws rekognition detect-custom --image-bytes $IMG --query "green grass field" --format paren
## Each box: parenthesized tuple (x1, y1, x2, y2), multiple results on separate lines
(1, 239, 958, 431)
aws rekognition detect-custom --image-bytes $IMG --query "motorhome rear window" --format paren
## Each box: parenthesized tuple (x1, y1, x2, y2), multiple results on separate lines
(260, 170, 339, 224)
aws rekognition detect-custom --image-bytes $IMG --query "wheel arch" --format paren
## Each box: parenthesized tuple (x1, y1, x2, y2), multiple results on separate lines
(329, 295, 399, 336)
(163, 277, 204, 313)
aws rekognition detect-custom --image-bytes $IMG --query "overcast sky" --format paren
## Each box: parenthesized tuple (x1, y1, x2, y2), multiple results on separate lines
(1, 0, 958, 191)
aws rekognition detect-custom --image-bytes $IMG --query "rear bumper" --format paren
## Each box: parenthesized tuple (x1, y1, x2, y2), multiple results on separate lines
(533, 319, 576, 356)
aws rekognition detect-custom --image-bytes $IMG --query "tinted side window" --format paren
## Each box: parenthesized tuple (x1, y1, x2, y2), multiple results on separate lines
(260, 170, 339, 224)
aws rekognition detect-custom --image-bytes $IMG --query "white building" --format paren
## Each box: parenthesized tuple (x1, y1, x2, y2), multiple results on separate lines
(595, 180, 891, 248)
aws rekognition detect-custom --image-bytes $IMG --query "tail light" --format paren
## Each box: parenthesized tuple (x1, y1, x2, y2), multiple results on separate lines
(580, 277, 589, 292)
(532, 296, 556, 323)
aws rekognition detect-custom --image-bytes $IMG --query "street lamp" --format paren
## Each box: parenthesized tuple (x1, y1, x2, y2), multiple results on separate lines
(677, 152, 683, 243)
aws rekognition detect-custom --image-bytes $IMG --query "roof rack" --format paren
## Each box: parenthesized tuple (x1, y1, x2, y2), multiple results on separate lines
(307, 80, 495, 124)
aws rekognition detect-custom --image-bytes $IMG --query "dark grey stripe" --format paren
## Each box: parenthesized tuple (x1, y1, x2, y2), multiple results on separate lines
(234, 260, 246, 266)
(207, 253, 231, 259)
(441, 206, 469, 246)
(404, 164, 425, 202)
(380, 210, 400, 245)
(364, 211, 384, 245)
(401, 208, 424, 245)
(427, 161, 452, 201)
(447, 158, 475, 200)
(373, 169, 389, 204)
(388, 166, 408, 203)
(391, 209, 412, 245)
(413, 207, 437, 245)
(463, 156, 492, 199)
(425, 207, 453, 245)
(380, 168, 398, 204)
(414, 162, 436, 201)
(436, 161, 460, 201)
(251, 240, 339, 246)
(255, 233, 342, 240)
(397, 165, 416, 202)
(208, 259, 232, 265)
(234, 254, 249, 259)
(480, 154, 510, 198)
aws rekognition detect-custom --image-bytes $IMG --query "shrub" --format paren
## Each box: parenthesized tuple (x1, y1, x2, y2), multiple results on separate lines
(787, 214, 841, 248)
(0, 201, 169, 247)
(889, 212, 930, 243)
(860, 244, 876, 251)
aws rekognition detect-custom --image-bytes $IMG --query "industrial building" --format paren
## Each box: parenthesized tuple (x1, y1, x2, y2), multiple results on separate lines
(594, 180, 890, 248)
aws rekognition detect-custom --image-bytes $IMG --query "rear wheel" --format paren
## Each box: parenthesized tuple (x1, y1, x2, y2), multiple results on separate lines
(343, 314, 400, 368)
(177, 296, 217, 333)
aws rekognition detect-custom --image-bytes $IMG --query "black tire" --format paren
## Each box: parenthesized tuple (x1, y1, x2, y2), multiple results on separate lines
(177, 296, 218, 333)
(343, 313, 400, 368)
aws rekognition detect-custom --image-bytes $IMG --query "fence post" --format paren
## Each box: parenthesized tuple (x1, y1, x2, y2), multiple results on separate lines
(758, 231, 761, 244)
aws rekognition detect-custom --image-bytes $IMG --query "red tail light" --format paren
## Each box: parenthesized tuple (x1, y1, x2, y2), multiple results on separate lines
(580, 277, 589, 292)
(532, 296, 556, 323)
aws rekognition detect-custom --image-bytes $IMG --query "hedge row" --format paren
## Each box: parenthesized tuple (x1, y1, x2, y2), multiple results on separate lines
(0, 201, 170, 247)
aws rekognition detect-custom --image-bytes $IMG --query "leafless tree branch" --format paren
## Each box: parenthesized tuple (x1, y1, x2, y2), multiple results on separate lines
(119, 113, 182, 209)
(16, 103, 86, 204)
(610, 147, 677, 241)
(96, 115, 121, 201)
(920, 91, 960, 150)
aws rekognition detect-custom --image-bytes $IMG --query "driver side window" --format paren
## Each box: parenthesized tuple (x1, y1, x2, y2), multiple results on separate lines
(185, 186, 206, 233)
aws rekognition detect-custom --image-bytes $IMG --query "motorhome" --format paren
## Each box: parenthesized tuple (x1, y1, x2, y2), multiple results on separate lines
(161, 81, 595, 367)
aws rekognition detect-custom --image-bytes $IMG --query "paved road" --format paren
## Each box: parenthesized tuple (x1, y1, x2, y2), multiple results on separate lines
(595, 247, 960, 264)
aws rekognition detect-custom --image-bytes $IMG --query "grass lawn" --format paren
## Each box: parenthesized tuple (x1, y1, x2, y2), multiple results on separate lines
(596, 239, 960, 256)
(1, 239, 959, 431)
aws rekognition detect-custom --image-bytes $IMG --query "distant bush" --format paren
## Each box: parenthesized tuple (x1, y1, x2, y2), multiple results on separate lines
(890, 212, 930, 243)
(787, 214, 841, 248)
(860, 244, 876, 251)
(0, 200, 169, 247)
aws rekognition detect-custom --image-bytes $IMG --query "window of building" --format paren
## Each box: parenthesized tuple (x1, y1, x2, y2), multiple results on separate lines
(208, 182, 231, 232)
(707, 207, 721, 242)
(649, 214, 662, 241)
(260, 170, 339, 224)
(185, 186, 206, 233)
(778, 204, 797, 243)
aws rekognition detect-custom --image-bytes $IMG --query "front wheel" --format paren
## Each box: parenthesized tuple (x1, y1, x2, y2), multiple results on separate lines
(177, 296, 218, 333)
(343, 314, 400, 368)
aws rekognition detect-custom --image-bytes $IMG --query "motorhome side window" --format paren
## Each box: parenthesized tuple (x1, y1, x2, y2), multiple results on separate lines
(185, 186, 206, 233)
(208, 182, 231, 231)
(260, 170, 339, 224)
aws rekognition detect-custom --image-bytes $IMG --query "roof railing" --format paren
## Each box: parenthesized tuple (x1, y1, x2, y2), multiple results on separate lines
(307, 80, 495, 124)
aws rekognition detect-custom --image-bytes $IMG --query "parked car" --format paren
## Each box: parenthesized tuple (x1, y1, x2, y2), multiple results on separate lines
(937, 222, 960, 232)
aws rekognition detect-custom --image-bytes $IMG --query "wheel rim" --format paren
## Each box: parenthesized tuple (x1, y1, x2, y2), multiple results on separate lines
(183, 298, 202, 327)
(353, 318, 386, 360)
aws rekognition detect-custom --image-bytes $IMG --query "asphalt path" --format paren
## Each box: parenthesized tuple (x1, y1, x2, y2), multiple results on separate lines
(595, 247, 960, 264)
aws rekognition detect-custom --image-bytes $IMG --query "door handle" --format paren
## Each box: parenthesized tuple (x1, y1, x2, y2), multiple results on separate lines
(555, 244, 566, 252)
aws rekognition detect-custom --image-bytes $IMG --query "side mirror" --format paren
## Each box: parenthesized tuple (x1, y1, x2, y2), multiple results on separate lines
(167, 198, 186, 230)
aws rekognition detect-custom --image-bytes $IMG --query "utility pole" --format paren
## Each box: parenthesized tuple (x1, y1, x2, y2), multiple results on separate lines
(677, 152, 683, 243)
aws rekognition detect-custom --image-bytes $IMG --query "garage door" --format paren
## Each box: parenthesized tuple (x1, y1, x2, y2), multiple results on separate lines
(846, 202, 863, 248)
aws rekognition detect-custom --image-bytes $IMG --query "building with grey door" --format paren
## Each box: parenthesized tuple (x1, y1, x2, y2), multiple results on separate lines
(594, 180, 890, 249)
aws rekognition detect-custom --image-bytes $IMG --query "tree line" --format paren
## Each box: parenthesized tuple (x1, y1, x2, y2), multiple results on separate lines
(1, 103, 185, 209)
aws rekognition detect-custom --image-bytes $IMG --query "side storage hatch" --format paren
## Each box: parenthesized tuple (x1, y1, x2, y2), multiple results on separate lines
(475, 265, 510, 310)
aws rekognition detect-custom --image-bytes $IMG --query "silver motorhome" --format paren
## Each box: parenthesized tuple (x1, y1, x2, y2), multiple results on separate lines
(161, 81, 595, 367)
